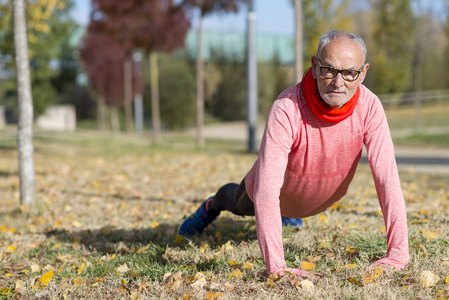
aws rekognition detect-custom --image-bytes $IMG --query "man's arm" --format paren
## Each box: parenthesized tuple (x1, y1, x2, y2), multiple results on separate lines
(252, 98, 302, 275)
(364, 98, 410, 270)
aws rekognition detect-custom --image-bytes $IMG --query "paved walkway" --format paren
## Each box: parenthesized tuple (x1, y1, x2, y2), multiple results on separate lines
(186, 121, 449, 175)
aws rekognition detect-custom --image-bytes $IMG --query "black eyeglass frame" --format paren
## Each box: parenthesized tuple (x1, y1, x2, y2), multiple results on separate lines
(316, 58, 364, 82)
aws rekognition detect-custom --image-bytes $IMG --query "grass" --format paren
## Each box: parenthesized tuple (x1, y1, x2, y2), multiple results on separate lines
(395, 132, 449, 148)
(0, 128, 449, 299)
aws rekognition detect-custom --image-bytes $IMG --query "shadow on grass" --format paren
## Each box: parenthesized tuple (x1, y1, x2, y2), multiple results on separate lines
(45, 217, 257, 256)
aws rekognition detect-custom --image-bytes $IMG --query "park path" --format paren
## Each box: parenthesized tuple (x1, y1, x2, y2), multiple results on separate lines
(185, 121, 449, 175)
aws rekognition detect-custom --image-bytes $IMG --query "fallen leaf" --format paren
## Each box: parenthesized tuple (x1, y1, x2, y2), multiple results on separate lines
(0, 288, 13, 296)
(301, 279, 314, 290)
(116, 263, 129, 274)
(224, 282, 236, 292)
(228, 269, 243, 279)
(206, 291, 225, 300)
(78, 263, 85, 274)
(72, 277, 83, 286)
(345, 264, 358, 269)
(422, 229, 439, 240)
(39, 270, 54, 286)
(31, 264, 41, 273)
(6, 245, 16, 253)
(446, 274, 449, 284)
(16, 280, 25, 289)
(419, 270, 440, 288)
(301, 261, 316, 270)
(136, 244, 150, 253)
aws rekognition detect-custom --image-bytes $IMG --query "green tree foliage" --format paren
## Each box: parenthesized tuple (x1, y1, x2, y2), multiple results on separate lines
(148, 55, 196, 129)
(302, 0, 351, 63)
(0, 0, 78, 117)
(369, 0, 414, 94)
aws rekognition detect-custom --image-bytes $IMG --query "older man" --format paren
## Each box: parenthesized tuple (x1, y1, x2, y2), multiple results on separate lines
(179, 30, 409, 278)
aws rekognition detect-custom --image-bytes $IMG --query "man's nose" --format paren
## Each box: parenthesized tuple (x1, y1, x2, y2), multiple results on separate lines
(332, 73, 345, 87)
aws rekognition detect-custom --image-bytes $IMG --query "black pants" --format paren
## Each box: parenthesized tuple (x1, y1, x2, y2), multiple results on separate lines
(207, 178, 255, 217)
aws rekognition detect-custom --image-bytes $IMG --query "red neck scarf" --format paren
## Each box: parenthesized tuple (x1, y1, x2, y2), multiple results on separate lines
(300, 68, 359, 123)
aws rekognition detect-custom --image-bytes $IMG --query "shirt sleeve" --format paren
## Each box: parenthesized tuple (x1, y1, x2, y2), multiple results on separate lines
(253, 99, 295, 275)
(363, 97, 410, 270)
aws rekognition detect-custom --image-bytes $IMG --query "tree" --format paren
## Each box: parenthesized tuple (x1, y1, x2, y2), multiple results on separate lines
(0, 0, 77, 117)
(370, 0, 414, 94)
(293, 0, 303, 83)
(13, 0, 36, 204)
(79, 30, 126, 134)
(182, 0, 242, 147)
(89, 0, 190, 141)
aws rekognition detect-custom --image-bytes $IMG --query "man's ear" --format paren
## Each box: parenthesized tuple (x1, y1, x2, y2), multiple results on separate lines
(311, 56, 318, 79)
(358, 63, 370, 84)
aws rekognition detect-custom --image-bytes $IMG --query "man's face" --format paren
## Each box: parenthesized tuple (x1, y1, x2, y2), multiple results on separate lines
(311, 38, 369, 109)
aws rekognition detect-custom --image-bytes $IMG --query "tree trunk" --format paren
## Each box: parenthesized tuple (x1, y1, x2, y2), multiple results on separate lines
(149, 51, 161, 144)
(123, 54, 134, 132)
(196, 15, 205, 147)
(109, 106, 121, 135)
(97, 95, 108, 131)
(14, 0, 36, 205)
(294, 0, 303, 83)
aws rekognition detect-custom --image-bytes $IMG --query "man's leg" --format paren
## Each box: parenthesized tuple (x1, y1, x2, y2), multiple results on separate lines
(178, 179, 253, 237)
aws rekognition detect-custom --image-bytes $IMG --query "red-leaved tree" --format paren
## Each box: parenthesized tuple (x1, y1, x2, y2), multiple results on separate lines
(89, 0, 190, 141)
(79, 30, 125, 133)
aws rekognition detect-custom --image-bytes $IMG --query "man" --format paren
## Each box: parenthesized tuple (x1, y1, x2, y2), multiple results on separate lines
(178, 30, 409, 278)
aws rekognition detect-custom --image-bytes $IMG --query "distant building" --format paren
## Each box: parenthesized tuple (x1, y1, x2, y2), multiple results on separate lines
(185, 30, 295, 64)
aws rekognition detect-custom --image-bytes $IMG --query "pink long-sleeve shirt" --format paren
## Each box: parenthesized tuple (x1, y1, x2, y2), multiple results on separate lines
(245, 83, 409, 274)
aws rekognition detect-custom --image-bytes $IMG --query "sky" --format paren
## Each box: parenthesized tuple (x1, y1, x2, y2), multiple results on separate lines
(71, 0, 298, 35)
(70, 0, 447, 36)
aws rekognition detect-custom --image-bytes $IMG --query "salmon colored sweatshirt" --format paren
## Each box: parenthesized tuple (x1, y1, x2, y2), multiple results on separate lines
(244, 82, 409, 275)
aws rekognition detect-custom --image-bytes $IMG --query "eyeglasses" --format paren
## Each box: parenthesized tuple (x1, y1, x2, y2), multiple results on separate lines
(316, 58, 364, 82)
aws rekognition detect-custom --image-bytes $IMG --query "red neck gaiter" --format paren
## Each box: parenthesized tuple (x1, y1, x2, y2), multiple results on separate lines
(300, 68, 359, 123)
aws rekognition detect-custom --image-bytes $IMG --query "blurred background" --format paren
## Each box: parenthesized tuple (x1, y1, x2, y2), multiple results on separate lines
(0, 0, 448, 145)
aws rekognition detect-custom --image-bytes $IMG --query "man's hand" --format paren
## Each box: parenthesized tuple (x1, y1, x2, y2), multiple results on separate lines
(368, 262, 396, 275)
(277, 268, 323, 282)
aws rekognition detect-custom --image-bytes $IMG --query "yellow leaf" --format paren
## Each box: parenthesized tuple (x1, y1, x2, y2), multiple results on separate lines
(39, 270, 54, 286)
(228, 260, 239, 266)
(206, 291, 225, 300)
(150, 222, 159, 229)
(78, 263, 85, 274)
(228, 269, 243, 279)
(301, 261, 316, 270)
(445, 274, 449, 284)
(235, 231, 245, 239)
(346, 246, 357, 254)
(318, 214, 329, 224)
(345, 264, 358, 268)
(242, 261, 253, 270)
(422, 230, 439, 240)
(72, 277, 83, 286)
(5, 273, 12, 277)
(136, 244, 150, 253)
(200, 241, 209, 253)
(0, 288, 13, 296)
(52, 244, 62, 249)
(175, 235, 184, 243)
(6, 245, 16, 253)
(318, 242, 331, 248)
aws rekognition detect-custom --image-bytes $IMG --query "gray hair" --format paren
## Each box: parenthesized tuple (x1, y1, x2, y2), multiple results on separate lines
(316, 30, 367, 63)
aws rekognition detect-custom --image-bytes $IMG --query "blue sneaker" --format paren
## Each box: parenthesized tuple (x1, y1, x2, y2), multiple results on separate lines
(282, 217, 303, 228)
(178, 196, 217, 238)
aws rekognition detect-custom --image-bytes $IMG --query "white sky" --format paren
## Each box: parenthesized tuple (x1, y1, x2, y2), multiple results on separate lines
(70, 0, 446, 35)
